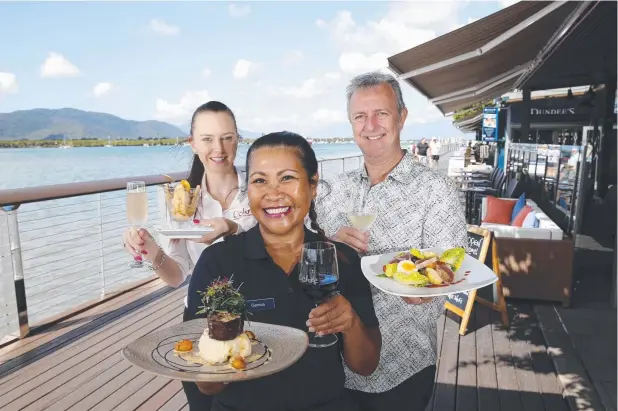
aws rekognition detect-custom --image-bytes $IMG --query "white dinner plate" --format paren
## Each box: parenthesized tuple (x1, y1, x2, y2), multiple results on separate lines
(360, 247, 498, 298)
(122, 319, 308, 383)
(154, 226, 214, 239)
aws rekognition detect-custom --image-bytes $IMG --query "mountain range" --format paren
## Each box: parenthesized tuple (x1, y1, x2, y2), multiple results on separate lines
(0, 108, 262, 140)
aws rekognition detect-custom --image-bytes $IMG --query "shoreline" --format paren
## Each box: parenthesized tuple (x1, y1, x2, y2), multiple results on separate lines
(0, 139, 360, 149)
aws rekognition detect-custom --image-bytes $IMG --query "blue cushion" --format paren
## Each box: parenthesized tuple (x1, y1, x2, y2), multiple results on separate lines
(511, 193, 526, 223)
(522, 211, 537, 228)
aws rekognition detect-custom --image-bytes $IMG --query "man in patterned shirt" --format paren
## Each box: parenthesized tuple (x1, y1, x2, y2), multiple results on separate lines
(315, 71, 467, 411)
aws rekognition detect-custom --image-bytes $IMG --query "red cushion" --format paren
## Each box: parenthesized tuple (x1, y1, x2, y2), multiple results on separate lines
(511, 205, 534, 227)
(483, 196, 516, 225)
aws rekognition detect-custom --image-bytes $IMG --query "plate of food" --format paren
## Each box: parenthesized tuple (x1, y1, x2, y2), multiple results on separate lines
(360, 247, 498, 297)
(122, 278, 308, 383)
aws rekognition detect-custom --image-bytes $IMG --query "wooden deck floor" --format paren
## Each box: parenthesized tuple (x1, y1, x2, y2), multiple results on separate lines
(0, 278, 603, 411)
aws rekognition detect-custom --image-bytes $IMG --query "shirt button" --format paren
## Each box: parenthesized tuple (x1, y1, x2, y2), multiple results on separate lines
(287, 287, 293, 294)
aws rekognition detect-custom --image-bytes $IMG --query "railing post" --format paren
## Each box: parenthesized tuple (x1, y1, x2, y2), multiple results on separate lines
(97, 193, 106, 298)
(3, 205, 29, 339)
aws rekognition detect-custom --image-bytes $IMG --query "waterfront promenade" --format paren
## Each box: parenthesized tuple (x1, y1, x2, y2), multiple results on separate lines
(0, 148, 614, 411)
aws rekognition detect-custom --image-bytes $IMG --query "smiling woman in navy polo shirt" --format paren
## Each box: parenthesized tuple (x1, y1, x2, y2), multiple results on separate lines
(183, 132, 381, 411)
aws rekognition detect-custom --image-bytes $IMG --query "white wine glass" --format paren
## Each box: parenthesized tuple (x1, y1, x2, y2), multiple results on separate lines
(126, 181, 149, 268)
(347, 186, 377, 232)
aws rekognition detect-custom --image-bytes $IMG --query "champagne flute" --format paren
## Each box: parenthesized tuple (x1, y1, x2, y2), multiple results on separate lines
(126, 181, 149, 268)
(347, 186, 376, 232)
(299, 241, 340, 348)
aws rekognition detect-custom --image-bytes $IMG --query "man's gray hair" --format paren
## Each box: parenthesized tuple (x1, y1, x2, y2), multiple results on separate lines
(346, 71, 406, 116)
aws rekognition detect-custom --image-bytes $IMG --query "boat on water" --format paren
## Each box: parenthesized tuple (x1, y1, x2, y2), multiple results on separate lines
(59, 135, 72, 149)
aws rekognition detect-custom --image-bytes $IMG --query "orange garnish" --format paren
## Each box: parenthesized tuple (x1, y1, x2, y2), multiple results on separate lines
(230, 356, 246, 370)
(174, 339, 193, 352)
(179, 180, 191, 191)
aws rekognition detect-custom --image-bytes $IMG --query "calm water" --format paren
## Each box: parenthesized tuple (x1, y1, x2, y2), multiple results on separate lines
(0, 143, 363, 328)
(0, 143, 362, 190)
(0, 142, 452, 330)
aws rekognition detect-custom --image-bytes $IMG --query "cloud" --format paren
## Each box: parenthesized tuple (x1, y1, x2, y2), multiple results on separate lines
(40, 52, 81, 78)
(229, 4, 250, 17)
(317, 3, 464, 74)
(149, 19, 180, 36)
(202, 67, 212, 78)
(93, 82, 114, 98)
(501, 0, 520, 8)
(311, 108, 346, 125)
(232, 59, 258, 79)
(281, 50, 304, 66)
(338, 52, 389, 75)
(151, 3, 467, 137)
(0, 72, 18, 95)
(271, 72, 342, 99)
(310, 2, 469, 128)
(154, 89, 210, 123)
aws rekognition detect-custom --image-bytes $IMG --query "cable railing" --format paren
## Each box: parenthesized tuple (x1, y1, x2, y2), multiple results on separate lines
(0, 154, 366, 345)
(0, 144, 459, 345)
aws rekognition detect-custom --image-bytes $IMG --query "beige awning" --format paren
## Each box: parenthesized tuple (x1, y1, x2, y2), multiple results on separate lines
(388, 1, 585, 115)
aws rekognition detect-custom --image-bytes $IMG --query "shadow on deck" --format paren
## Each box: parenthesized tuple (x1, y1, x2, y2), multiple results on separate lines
(0, 278, 614, 411)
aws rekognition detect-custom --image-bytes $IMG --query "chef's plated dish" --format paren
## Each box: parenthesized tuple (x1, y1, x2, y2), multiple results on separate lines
(360, 247, 498, 297)
(122, 278, 308, 383)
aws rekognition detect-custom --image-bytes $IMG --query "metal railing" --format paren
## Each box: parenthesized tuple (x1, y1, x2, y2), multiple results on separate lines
(0, 154, 364, 344)
(0, 145, 459, 345)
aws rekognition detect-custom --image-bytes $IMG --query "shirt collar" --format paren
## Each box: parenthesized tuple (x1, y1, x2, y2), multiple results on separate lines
(200, 167, 246, 200)
(357, 150, 419, 185)
(244, 224, 320, 260)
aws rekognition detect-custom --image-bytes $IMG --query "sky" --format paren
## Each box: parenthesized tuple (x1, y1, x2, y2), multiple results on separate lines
(0, 1, 512, 139)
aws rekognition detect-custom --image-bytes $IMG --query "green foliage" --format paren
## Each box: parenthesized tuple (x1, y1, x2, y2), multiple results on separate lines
(452, 100, 494, 123)
(196, 277, 249, 318)
(0, 137, 187, 148)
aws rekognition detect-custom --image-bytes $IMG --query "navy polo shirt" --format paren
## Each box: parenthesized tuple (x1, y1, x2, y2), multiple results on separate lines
(184, 225, 379, 411)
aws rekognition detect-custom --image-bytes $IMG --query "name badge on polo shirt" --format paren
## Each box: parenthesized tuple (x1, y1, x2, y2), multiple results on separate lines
(246, 298, 276, 311)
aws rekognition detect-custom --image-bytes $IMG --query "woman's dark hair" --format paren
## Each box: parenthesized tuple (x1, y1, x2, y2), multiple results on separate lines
(245, 131, 327, 240)
(186, 101, 238, 188)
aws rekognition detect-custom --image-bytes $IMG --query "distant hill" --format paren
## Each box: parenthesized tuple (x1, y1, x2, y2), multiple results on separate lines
(0, 108, 185, 140)
(0, 108, 266, 141)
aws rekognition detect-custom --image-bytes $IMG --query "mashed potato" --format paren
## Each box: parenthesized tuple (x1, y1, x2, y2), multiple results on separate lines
(198, 330, 252, 364)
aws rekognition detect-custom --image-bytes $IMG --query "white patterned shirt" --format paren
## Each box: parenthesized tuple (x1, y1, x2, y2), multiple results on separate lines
(315, 150, 467, 393)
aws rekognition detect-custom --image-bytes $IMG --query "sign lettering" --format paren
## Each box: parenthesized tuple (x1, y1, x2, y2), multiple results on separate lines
(246, 298, 276, 311)
(233, 208, 252, 219)
(530, 108, 576, 116)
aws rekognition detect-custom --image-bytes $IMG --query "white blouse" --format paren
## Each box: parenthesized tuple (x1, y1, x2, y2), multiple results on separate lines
(158, 171, 256, 280)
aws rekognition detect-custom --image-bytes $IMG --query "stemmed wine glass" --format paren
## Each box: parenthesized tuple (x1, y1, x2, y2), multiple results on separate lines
(126, 181, 149, 268)
(347, 185, 377, 232)
(299, 241, 340, 348)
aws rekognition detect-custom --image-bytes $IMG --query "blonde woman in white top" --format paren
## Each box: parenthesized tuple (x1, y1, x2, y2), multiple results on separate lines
(122, 101, 256, 287)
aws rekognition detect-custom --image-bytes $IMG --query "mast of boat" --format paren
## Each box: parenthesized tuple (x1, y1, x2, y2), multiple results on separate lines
(59, 135, 72, 149)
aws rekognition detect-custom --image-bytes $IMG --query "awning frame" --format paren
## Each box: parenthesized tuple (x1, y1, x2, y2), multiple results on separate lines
(514, 1, 601, 90)
(430, 63, 530, 106)
(396, 1, 567, 81)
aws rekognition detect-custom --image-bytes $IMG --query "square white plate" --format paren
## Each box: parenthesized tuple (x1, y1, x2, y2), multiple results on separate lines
(360, 247, 498, 297)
